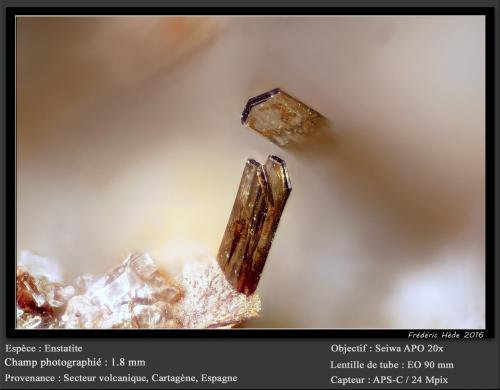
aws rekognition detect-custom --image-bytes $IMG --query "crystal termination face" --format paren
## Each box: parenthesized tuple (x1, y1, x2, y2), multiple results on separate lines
(241, 88, 326, 146)
(217, 155, 291, 295)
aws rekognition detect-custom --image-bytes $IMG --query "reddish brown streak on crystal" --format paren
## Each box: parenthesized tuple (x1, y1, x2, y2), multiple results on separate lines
(16, 270, 64, 327)
(216, 156, 291, 295)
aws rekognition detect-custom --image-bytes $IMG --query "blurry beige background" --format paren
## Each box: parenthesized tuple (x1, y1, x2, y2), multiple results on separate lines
(16, 16, 485, 328)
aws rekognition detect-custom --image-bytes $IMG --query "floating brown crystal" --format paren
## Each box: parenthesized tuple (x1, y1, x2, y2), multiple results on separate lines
(241, 88, 326, 146)
(217, 155, 291, 295)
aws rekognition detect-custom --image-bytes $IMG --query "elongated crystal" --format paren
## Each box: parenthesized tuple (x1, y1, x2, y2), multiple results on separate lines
(217, 156, 291, 295)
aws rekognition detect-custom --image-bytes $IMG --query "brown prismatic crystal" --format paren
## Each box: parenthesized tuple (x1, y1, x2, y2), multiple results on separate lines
(217, 155, 291, 295)
(241, 88, 326, 146)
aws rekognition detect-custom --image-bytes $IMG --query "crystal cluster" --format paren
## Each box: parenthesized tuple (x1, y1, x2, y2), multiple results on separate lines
(62, 253, 183, 329)
(217, 155, 291, 295)
(16, 252, 261, 329)
(241, 88, 326, 146)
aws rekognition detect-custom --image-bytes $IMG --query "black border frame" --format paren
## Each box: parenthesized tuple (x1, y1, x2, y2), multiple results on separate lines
(5, 6, 496, 339)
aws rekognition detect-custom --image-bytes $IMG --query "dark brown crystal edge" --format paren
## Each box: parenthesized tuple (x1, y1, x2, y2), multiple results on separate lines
(240, 88, 281, 124)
